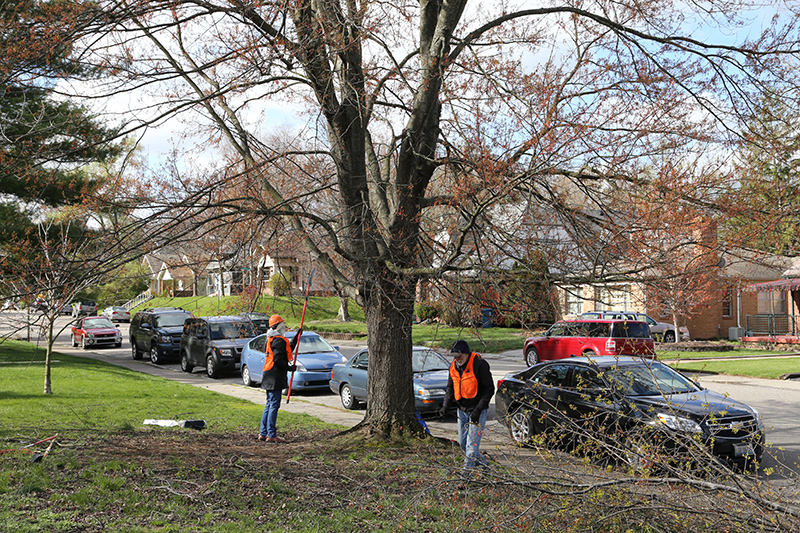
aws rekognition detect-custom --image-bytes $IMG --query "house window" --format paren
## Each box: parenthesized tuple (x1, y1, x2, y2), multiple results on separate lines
(597, 286, 631, 311)
(757, 291, 786, 314)
(565, 288, 583, 316)
(721, 290, 732, 318)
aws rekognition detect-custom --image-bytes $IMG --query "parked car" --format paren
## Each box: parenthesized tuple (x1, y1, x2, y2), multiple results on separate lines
(523, 319, 655, 366)
(71, 316, 123, 350)
(102, 306, 131, 323)
(58, 303, 73, 315)
(240, 331, 347, 391)
(329, 347, 452, 412)
(129, 307, 194, 364)
(180, 316, 258, 378)
(72, 300, 97, 317)
(580, 311, 690, 342)
(241, 312, 272, 334)
(495, 356, 765, 469)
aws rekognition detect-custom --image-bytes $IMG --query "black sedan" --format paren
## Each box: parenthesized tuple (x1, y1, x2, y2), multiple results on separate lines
(495, 356, 765, 470)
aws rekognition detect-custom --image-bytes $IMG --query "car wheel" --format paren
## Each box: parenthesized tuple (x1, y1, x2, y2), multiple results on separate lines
(507, 407, 534, 445)
(150, 349, 161, 365)
(524, 346, 540, 367)
(115, 342, 122, 348)
(206, 355, 219, 378)
(242, 365, 256, 387)
(131, 339, 143, 360)
(663, 331, 676, 343)
(180, 351, 193, 373)
(71, 334, 78, 348)
(340, 383, 358, 410)
(582, 349, 596, 357)
(81, 336, 88, 350)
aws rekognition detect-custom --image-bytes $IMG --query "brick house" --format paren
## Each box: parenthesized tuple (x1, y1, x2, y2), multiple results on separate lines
(554, 249, 793, 340)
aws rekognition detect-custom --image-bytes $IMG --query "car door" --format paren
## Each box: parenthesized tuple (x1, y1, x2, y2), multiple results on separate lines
(347, 349, 370, 400)
(189, 320, 209, 364)
(538, 322, 567, 360)
(247, 335, 267, 382)
(526, 363, 572, 434)
(560, 364, 617, 432)
(139, 314, 153, 352)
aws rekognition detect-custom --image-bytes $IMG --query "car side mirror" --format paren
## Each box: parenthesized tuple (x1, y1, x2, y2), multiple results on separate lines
(357, 363, 368, 370)
(141, 323, 151, 329)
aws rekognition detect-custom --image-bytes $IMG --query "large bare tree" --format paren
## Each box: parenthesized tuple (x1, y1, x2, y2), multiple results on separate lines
(72, 1, 800, 439)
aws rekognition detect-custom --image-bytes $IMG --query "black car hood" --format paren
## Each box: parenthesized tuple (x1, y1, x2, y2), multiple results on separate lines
(630, 389, 756, 420)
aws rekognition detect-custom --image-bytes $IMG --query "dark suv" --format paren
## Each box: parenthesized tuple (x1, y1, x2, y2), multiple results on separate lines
(180, 316, 258, 378)
(129, 307, 194, 364)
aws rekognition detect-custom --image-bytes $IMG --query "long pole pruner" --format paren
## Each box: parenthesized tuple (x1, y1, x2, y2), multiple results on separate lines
(287, 269, 314, 403)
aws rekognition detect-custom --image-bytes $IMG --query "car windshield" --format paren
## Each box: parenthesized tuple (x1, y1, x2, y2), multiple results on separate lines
(154, 313, 190, 327)
(84, 318, 114, 329)
(209, 321, 257, 340)
(296, 335, 336, 354)
(604, 364, 699, 396)
(412, 349, 450, 372)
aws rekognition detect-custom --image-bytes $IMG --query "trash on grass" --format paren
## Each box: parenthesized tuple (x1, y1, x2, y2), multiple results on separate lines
(143, 419, 207, 430)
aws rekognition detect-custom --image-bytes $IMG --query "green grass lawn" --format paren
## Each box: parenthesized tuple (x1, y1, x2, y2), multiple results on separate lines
(671, 356, 800, 379)
(0, 339, 328, 437)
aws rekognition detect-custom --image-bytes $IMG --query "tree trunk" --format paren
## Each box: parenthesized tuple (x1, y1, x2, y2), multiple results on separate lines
(43, 321, 53, 394)
(357, 268, 424, 439)
(337, 292, 351, 322)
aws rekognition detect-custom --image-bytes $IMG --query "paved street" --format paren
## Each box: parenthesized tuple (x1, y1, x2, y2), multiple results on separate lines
(4, 310, 800, 476)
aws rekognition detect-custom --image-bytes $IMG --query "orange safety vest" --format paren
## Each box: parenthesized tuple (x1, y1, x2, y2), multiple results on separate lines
(450, 352, 480, 400)
(264, 335, 293, 372)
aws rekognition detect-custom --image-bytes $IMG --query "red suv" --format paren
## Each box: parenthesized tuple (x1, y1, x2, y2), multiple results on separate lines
(523, 319, 655, 366)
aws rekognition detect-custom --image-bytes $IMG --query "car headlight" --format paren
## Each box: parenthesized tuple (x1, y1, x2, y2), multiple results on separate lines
(340, 355, 348, 363)
(294, 362, 307, 372)
(218, 348, 232, 357)
(86, 332, 95, 339)
(417, 388, 446, 397)
(654, 413, 702, 433)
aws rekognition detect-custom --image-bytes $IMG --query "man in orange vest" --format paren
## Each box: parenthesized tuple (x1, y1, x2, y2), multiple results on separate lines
(258, 314, 301, 443)
(441, 339, 494, 480)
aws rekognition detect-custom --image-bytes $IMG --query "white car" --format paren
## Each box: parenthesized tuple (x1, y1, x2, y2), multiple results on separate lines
(102, 306, 131, 323)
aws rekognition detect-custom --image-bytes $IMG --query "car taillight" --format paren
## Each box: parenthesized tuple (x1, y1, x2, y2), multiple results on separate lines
(606, 339, 617, 353)
(496, 379, 504, 389)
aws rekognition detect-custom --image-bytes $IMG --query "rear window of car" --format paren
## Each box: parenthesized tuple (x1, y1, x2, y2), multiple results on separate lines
(609, 322, 650, 338)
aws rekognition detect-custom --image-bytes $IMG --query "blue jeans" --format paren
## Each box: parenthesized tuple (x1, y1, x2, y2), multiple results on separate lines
(260, 390, 282, 438)
(457, 408, 488, 473)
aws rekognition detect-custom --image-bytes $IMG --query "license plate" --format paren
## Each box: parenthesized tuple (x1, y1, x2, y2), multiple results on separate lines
(733, 443, 755, 457)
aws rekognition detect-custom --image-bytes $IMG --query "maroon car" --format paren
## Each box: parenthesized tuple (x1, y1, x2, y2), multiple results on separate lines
(523, 319, 655, 366)
(71, 316, 123, 350)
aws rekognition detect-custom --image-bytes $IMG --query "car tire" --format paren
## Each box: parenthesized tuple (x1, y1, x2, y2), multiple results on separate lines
(242, 365, 256, 387)
(131, 339, 143, 360)
(115, 342, 122, 348)
(524, 346, 540, 367)
(206, 355, 219, 378)
(663, 331, 676, 343)
(81, 336, 88, 350)
(71, 334, 78, 348)
(507, 407, 534, 445)
(582, 349, 596, 357)
(150, 349, 161, 365)
(340, 383, 358, 410)
(181, 351, 193, 373)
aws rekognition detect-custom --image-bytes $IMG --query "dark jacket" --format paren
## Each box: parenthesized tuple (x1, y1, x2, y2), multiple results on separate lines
(443, 354, 494, 414)
(260, 333, 299, 391)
